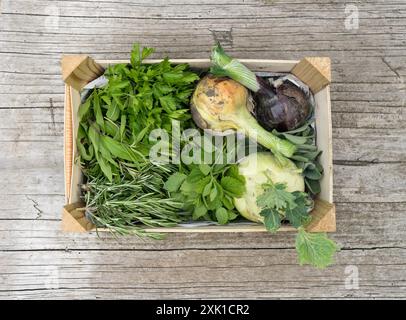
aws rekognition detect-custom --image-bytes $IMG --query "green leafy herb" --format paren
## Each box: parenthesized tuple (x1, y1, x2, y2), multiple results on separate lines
(295, 227, 340, 269)
(77, 43, 200, 235)
(272, 118, 323, 195)
(256, 178, 338, 268)
(260, 208, 281, 232)
(257, 181, 296, 211)
(85, 164, 185, 238)
(165, 160, 246, 225)
(164, 172, 187, 192)
(77, 43, 199, 181)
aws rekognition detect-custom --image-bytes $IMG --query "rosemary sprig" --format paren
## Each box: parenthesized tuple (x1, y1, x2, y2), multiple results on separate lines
(83, 163, 188, 238)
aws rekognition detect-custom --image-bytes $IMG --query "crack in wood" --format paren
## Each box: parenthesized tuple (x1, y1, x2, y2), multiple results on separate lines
(25, 196, 43, 219)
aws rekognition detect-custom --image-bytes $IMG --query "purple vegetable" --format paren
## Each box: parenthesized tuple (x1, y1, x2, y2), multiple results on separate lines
(210, 44, 312, 132)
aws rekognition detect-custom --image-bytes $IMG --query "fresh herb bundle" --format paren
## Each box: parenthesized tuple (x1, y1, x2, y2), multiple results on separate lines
(77, 44, 200, 236)
(165, 163, 246, 224)
(164, 138, 247, 224)
(77, 44, 200, 181)
(84, 164, 186, 238)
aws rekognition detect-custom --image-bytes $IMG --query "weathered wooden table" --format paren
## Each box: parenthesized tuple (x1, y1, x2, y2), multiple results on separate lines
(1, 0, 405, 299)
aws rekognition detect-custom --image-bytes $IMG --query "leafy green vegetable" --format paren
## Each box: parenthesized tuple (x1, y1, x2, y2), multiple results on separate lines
(164, 172, 187, 192)
(164, 139, 246, 225)
(255, 178, 338, 268)
(215, 207, 229, 225)
(260, 208, 281, 232)
(77, 43, 200, 236)
(295, 227, 340, 269)
(257, 181, 297, 211)
(77, 43, 199, 181)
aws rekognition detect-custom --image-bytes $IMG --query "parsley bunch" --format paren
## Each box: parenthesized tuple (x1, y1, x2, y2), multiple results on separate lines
(257, 179, 339, 269)
(77, 44, 200, 181)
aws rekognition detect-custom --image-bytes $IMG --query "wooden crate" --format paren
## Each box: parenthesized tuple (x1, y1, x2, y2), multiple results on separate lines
(61, 56, 335, 233)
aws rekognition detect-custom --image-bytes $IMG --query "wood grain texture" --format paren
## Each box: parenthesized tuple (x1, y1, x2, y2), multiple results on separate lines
(0, 0, 405, 299)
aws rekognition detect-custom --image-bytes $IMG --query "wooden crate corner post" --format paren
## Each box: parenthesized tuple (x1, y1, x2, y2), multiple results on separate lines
(307, 200, 336, 232)
(62, 203, 94, 232)
(291, 57, 331, 94)
(61, 55, 104, 91)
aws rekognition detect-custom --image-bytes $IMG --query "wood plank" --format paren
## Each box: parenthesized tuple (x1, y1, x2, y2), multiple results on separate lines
(0, 248, 405, 299)
(0, 202, 404, 251)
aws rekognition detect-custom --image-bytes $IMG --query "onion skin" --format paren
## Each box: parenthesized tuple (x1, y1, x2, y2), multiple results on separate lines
(253, 76, 311, 132)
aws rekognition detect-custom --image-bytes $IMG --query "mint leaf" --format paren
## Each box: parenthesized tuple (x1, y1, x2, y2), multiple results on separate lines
(215, 207, 228, 225)
(198, 164, 211, 176)
(222, 195, 235, 210)
(225, 165, 245, 184)
(295, 228, 339, 269)
(220, 176, 245, 197)
(186, 168, 204, 183)
(260, 208, 281, 232)
(164, 172, 187, 192)
(209, 184, 218, 202)
(193, 202, 207, 220)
